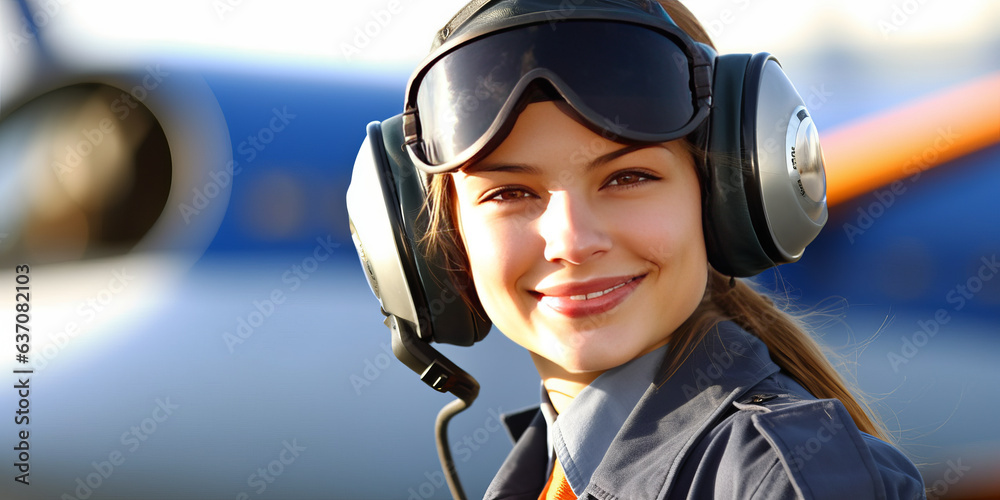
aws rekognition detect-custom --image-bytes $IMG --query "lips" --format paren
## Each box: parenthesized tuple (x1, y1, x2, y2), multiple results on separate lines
(567, 278, 635, 300)
(534, 275, 645, 318)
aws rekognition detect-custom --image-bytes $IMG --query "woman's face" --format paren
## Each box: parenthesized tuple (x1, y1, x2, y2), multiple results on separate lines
(451, 101, 708, 374)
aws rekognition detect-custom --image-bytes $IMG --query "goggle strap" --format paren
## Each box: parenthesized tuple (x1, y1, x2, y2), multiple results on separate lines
(402, 109, 420, 148)
(649, 0, 675, 24)
(694, 65, 713, 104)
(692, 42, 717, 104)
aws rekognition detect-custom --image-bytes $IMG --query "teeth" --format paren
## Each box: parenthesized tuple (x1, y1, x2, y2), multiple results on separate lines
(568, 278, 633, 301)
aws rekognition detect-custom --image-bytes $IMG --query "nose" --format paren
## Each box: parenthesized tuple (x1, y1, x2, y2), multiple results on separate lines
(539, 191, 611, 265)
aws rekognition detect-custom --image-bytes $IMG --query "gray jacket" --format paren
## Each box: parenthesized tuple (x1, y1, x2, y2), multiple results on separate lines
(485, 322, 926, 499)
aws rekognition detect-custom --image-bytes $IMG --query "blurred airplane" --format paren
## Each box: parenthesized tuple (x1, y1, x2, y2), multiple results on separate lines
(1, 1, 998, 499)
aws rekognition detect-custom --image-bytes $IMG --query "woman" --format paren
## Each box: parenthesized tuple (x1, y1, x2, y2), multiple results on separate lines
(349, 0, 927, 498)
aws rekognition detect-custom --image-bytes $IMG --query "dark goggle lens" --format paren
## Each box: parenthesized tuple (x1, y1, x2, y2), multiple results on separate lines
(411, 21, 698, 167)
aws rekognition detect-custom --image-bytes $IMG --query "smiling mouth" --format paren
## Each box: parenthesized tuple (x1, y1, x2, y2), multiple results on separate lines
(568, 276, 640, 300)
(533, 274, 646, 318)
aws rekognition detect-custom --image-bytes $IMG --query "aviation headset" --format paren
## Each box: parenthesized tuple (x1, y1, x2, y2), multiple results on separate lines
(346, 0, 828, 400)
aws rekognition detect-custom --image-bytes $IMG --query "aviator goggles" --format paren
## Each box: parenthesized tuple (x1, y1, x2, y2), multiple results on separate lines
(402, 18, 716, 174)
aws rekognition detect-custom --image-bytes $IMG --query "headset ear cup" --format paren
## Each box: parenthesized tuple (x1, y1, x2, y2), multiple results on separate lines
(744, 55, 829, 263)
(380, 116, 492, 346)
(347, 120, 424, 330)
(704, 53, 776, 277)
(704, 53, 829, 277)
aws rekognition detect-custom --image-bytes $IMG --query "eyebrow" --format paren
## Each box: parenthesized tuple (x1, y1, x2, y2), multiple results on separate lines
(464, 143, 666, 174)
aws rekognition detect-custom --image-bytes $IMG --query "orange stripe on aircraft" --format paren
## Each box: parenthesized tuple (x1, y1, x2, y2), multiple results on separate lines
(822, 71, 1000, 206)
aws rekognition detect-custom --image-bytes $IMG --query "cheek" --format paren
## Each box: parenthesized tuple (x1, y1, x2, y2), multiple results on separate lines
(612, 191, 705, 264)
(457, 209, 534, 314)
(653, 193, 708, 306)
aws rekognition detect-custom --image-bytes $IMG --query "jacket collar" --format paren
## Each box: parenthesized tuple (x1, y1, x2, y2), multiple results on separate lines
(585, 321, 780, 499)
(487, 410, 550, 499)
(550, 343, 669, 495)
(490, 322, 781, 500)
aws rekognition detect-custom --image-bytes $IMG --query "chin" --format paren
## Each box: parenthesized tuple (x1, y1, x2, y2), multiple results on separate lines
(549, 340, 640, 374)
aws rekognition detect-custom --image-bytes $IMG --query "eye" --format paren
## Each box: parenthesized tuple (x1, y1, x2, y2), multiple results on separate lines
(604, 170, 660, 188)
(482, 187, 535, 203)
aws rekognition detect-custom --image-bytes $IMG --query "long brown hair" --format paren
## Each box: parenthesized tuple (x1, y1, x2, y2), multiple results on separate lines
(420, 0, 890, 442)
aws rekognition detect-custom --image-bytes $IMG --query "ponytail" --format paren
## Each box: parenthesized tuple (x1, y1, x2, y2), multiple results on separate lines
(649, 0, 891, 442)
(660, 269, 891, 442)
